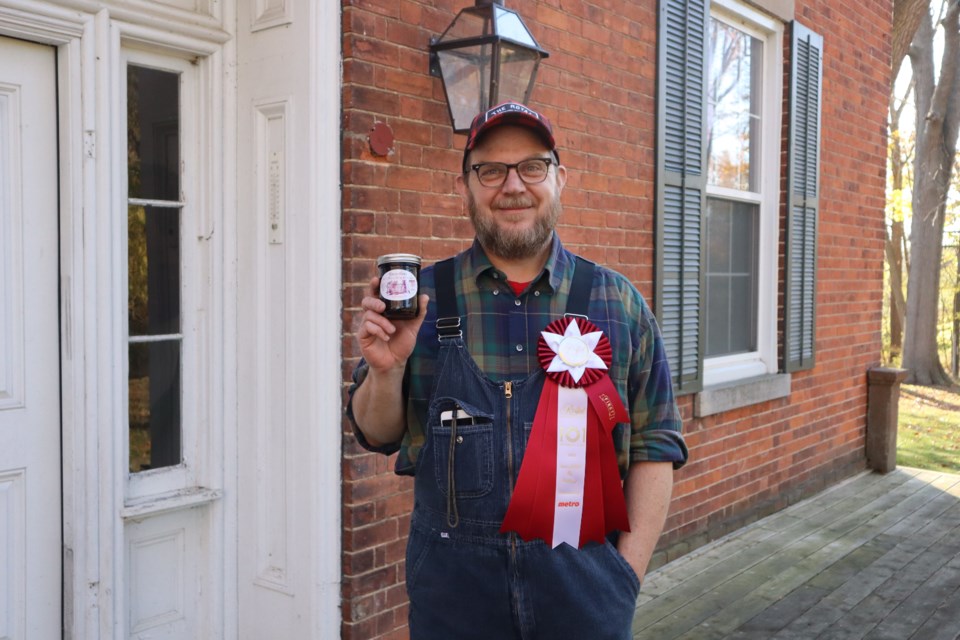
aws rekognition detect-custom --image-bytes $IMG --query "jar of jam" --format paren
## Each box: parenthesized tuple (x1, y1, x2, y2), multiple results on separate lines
(377, 253, 421, 319)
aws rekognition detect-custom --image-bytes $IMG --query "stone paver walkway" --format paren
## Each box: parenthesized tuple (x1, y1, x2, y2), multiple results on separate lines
(634, 467, 960, 640)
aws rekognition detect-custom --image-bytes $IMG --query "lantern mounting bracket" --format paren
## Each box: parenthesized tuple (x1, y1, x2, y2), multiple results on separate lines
(429, 37, 442, 78)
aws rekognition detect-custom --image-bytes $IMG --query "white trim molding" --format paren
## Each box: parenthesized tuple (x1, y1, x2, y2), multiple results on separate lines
(309, 1, 343, 635)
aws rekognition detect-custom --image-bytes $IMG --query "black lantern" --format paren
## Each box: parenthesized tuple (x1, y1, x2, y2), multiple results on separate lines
(429, 0, 549, 133)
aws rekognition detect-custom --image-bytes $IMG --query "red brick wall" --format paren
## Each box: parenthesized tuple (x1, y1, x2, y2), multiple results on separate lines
(340, 1, 892, 637)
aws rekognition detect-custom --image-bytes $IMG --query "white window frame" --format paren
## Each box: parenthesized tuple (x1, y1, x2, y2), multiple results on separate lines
(703, 0, 783, 388)
(122, 48, 204, 501)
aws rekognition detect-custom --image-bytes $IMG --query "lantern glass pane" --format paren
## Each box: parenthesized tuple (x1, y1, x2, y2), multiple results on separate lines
(493, 6, 538, 47)
(439, 8, 493, 42)
(439, 44, 494, 130)
(498, 43, 541, 105)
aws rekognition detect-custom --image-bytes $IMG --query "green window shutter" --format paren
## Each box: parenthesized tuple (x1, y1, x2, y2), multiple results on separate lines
(784, 22, 823, 373)
(655, 0, 708, 393)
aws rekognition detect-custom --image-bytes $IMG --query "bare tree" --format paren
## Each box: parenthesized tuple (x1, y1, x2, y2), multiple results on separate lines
(887, 0, 928, 364)
(887, 84, 914, 361)
(893, 0, 933, 80)
(952, 240, 960, 376)
(950, 156, 960, 375)
(902, 0, 960, 386)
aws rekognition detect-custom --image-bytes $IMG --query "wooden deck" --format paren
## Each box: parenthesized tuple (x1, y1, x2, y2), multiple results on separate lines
(634, 467, 960, 640)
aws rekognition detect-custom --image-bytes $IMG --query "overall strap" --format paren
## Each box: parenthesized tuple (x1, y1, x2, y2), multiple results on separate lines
(565, 256, 595, 319)
(434, 258, 462, 340)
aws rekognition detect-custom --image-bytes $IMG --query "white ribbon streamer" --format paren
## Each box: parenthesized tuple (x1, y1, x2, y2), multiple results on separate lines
(552, 385, 589, 548)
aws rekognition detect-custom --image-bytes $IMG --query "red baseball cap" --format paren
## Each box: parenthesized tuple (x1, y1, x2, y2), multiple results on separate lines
(462, 101, 558, 172)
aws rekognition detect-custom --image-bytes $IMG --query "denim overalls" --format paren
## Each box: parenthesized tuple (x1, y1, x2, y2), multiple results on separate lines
(405, 258, 641, 640)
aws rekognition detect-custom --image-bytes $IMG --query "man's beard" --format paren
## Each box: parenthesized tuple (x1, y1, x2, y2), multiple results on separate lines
(468, 194, 561, 261)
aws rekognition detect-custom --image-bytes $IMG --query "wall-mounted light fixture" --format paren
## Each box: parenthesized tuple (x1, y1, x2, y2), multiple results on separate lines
(429, 0, 549, 133)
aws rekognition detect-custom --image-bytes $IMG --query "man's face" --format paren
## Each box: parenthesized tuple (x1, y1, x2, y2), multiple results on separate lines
(457, 126, 567, 261)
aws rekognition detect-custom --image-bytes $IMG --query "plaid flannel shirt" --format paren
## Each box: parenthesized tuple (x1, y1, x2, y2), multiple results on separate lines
(347, 235, 688, 476)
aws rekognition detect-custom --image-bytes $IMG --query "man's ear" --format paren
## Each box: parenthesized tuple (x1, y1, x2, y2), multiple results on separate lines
(455, 172, 468, 197)
(556, 164, 567, 193)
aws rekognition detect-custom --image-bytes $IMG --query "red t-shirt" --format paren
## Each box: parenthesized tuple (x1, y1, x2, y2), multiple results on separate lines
(507, 280, 530, 296)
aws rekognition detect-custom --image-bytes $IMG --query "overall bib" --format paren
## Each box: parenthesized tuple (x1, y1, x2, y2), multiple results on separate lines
(405, 259, 641, 640)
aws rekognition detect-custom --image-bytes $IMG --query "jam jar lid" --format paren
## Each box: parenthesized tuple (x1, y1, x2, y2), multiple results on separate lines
(377, 253, 421, 267)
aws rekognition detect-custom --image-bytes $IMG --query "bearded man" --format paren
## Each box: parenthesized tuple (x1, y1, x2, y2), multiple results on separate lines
(347, 102, 688, 640)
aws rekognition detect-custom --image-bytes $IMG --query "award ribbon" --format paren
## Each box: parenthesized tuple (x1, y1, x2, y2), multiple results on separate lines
(500, 316, 630, 548)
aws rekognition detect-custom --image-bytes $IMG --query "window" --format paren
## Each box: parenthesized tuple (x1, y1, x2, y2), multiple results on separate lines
(702, 3, 782, 386)
(655, 0, 822, 401)
(123, 49, 201, 495)
(127, 63, 183, 472)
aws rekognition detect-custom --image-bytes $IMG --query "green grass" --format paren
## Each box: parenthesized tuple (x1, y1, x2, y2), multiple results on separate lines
(897, 385, 960, 474)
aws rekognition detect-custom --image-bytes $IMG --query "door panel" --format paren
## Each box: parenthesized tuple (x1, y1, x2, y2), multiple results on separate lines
(0, 36, 61, 640)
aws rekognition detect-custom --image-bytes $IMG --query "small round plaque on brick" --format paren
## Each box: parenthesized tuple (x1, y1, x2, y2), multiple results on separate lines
(368, 122, 394, 157)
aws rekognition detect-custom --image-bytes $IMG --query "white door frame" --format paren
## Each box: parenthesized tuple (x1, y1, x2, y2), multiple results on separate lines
(305, 3, 343, 635)
(0, 1, 342, 637)
(0, 34, 61, 640)
(0, 10, 92, 630)
(0, 6, 232, 637)
(0, 11, 108, 638)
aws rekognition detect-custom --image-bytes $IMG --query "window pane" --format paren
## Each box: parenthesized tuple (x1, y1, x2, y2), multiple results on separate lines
(705, 198, 758, 356)
(706, 275, 731, 356)
(127, 65, 180, 201)
(127, 61, 183, 474)
(129, 341, 181, 472)
(707, 20, 762, 191)
(128, 205, 181, 336)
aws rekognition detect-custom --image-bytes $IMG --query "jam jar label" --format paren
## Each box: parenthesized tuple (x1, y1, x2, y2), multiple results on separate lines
(379, 268, 419, 301)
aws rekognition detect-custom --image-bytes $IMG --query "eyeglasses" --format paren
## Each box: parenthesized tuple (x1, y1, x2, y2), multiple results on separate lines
(469, 158, 555, 188)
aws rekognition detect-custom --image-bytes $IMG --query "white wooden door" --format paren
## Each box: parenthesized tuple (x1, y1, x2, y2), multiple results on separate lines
(0, 36, 61, 640)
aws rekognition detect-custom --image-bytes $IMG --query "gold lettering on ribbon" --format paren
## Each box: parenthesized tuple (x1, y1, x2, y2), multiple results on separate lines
(598, 393, 617, 422)
(560, 467, 580, 483)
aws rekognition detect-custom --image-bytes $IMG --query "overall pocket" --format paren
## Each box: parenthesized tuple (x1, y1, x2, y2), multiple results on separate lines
(428, 398, 495, 499)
